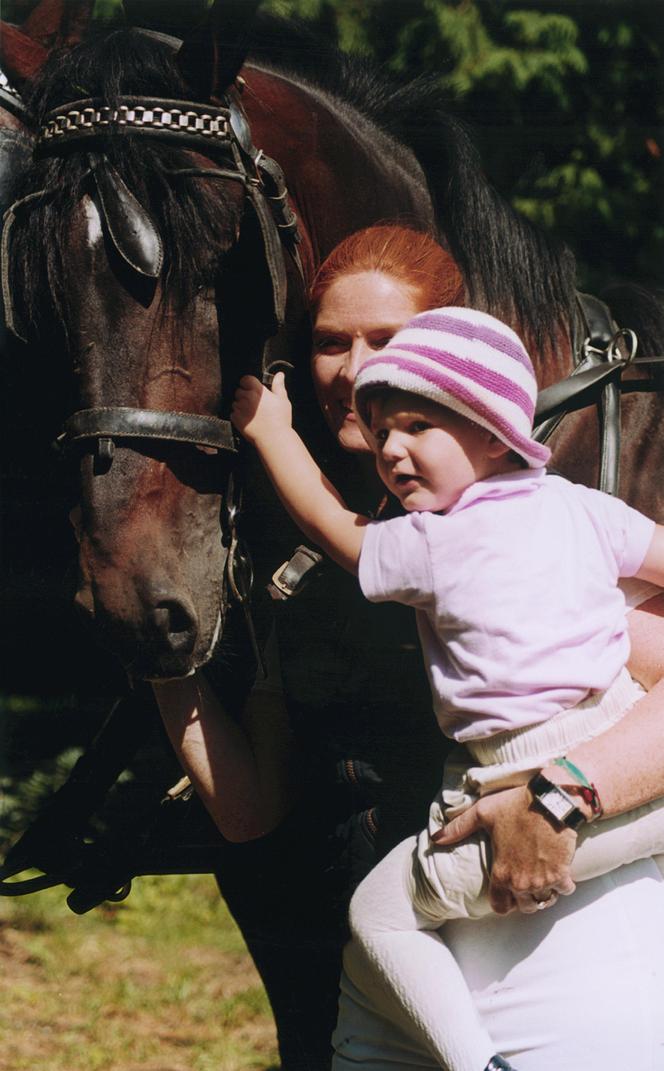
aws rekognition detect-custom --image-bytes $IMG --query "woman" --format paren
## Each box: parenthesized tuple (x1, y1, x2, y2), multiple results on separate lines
(155, 225, 664, 1070)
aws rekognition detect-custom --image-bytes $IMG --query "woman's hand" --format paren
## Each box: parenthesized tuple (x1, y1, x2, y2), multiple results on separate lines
(432, 785, 578, 914)
(231, 371, 292, 446)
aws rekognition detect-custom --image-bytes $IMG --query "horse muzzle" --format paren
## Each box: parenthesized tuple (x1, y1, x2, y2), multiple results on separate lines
(74, 576, 220, 681)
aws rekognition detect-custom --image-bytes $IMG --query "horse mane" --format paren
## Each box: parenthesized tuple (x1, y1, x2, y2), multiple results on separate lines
(246, 15, 578, 356)
(11, 29, 243, 336)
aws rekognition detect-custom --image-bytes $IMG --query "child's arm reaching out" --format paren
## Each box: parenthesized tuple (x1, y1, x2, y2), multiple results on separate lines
(231, 373, 368, 574)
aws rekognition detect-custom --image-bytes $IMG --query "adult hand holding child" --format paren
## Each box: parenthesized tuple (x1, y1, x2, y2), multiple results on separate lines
(432, 783, 578, 915)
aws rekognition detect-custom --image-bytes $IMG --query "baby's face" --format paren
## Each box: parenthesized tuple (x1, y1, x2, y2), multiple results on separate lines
(368, 392, 505, 512)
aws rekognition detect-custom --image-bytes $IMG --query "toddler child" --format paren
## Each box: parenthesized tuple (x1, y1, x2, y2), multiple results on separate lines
(231, 306, 664, 1071)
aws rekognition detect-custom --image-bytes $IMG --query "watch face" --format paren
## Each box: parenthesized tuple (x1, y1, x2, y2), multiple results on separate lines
(542, 787, 573, 821)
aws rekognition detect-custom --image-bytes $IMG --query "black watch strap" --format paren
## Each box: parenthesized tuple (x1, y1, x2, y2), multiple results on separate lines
(529, 772, 587, 831)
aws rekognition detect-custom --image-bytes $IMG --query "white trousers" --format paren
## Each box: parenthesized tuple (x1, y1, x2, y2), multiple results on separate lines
(336, 670, 664, 1070)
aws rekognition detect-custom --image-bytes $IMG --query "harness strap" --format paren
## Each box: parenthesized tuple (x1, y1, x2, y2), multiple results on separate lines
(57, 406, 238, 454)
(246, 182, 288, 328)
(535, 360, 628, 421)
(0, 85, 26, 120)
(598, 371, 621, 496)
(534, 293, 637, 496)
(268, 545, 324, 601)
(578, 292, 622, 494)
(1, 188, 52, 343)
(0, 69, 25, 119)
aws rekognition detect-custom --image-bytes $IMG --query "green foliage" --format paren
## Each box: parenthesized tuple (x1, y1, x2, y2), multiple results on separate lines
(394, 3, 586, 100)
(0, 746, 82, 853)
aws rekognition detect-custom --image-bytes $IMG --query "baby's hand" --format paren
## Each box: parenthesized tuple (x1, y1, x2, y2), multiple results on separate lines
(231, 372, 292, 446)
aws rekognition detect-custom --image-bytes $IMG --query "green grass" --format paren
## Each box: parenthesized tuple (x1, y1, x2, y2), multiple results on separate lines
(0, 873, 279, 1071)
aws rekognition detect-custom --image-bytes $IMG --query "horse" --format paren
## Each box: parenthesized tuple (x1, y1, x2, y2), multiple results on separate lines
(2, 5, 663, 1064)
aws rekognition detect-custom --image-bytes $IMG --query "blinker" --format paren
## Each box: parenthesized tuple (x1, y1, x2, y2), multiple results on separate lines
(229, 98, 256, 162)
(89, 154, 164, 280)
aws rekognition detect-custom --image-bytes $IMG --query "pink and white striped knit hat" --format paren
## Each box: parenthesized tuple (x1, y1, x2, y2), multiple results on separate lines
(353, 306, 550, 469)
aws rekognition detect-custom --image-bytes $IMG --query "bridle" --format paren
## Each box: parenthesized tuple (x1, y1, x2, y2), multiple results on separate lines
(3, 89, 302, 458)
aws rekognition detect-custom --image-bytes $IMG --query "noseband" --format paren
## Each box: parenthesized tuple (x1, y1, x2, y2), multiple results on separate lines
(55, 406, 239, 462)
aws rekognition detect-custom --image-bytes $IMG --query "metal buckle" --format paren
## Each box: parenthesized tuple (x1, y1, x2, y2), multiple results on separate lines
(267, 545, 324, 601)
(607, 327, 638, 364)
(162, 775, 194, 803)
(269, 560, 297, 599)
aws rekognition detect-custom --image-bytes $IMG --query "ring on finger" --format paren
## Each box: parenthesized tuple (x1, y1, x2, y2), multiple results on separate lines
(532, 891, 558, 910)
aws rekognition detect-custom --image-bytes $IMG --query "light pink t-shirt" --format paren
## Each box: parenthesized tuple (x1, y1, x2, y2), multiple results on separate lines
(358, 469, 655, 742)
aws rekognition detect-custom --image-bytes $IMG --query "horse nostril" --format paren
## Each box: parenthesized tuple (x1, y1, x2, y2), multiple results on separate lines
(151, 599, 198, 654)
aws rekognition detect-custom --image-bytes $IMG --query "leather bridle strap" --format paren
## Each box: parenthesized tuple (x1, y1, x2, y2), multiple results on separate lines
(534, 293, 641, 497)
(536, 352, 664, 421)
(535, 343, 664, 497)
(57, 406, 237, 455)
(0, 69, 25, 119)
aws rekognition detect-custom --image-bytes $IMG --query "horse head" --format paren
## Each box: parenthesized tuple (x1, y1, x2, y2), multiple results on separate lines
(6, 14, 302, 681)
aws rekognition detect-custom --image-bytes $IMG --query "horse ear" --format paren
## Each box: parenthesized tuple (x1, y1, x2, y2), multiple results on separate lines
(0, 23, 49, 87)
(0, 0, 93, 89)
(23, 0, 95, 48)
(176, 0, 262, 101)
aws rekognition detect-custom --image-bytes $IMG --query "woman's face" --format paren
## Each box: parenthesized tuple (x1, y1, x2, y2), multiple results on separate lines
(311, 270, 422, 453)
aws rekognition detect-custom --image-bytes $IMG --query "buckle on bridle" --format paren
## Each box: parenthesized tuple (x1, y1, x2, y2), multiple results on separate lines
(268, 545, 324, 601)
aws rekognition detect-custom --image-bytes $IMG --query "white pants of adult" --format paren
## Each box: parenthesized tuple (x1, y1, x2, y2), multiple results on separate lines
(335, 669, 664, 1071)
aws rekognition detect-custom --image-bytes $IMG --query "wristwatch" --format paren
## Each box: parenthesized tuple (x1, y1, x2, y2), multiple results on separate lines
(528, 772, 587, 831)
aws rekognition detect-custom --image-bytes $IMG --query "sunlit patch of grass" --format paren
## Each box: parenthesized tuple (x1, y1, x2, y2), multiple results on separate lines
(0, 873, 279, 1071)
